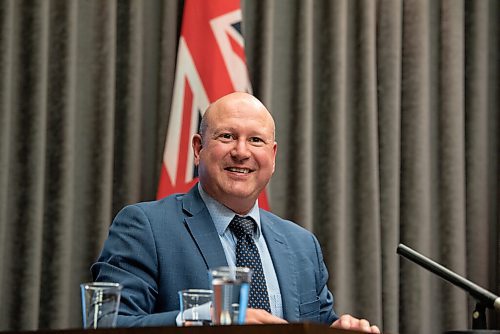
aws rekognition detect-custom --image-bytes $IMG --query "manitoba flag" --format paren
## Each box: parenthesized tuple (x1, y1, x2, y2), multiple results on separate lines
(156, 0, 270, 209)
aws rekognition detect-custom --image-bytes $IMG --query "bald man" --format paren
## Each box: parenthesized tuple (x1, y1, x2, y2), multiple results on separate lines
(92, 92, 379, 333)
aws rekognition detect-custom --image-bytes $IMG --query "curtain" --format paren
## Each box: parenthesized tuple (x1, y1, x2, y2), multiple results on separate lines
(0, 0, 182, 329)
(0, 0, 498, 333)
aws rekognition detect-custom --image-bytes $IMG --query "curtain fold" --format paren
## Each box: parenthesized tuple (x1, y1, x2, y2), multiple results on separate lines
(2, 0, 51, 328)
(438, 0, 468, 328)
(464, 0, 499, 329)
(376, 0, 402, 331)
(0, 0, 498, 332)
(40, 0, 78, 328)
(399, 1, 436, 332)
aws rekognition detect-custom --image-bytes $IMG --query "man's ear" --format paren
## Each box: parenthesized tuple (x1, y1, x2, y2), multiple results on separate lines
(192, 134, 203, 164)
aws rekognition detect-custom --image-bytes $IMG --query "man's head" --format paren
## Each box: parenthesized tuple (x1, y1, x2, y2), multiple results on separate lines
(192, 92, 277, 214)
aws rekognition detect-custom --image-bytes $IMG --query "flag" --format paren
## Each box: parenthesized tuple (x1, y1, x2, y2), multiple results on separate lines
(157, 0, 270, 209)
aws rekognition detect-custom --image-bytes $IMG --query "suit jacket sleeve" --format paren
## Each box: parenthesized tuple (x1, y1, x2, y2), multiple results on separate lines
(91, 204, 178, 327)
(312, 234, 338, 325)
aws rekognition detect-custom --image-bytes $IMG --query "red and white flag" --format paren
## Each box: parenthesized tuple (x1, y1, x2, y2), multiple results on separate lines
(157, 0, 270, 209)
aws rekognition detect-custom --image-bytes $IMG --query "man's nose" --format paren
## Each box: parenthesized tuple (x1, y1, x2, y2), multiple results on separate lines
(231, 139, 251, 159)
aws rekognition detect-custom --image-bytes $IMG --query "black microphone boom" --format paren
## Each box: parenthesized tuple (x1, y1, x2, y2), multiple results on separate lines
(397, 243, 500, 311)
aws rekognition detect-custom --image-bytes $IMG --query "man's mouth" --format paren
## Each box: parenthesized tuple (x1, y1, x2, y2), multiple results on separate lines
(225, 167, 253, 174)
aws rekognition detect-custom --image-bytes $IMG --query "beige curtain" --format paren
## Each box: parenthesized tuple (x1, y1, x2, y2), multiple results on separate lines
(0, 0, 498, 333)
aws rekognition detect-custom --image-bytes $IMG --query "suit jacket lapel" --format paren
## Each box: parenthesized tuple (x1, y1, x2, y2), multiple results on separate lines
(182, 186, 228, 270)
(261, 213, 299, 321)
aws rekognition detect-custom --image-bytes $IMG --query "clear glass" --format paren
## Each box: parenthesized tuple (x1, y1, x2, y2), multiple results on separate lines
(209, 266, 252, 325)
(178, 289, 213, 326)
(80, 282, 122, 329)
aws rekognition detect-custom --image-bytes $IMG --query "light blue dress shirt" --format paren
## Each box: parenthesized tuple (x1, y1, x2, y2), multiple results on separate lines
(198, 184, 283, 318)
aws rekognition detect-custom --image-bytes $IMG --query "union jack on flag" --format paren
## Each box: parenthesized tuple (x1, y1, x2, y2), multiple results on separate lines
(157, 0, 270, 209)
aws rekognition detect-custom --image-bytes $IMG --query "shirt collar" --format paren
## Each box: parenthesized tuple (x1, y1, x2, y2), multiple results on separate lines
(197, 183, 261, 237)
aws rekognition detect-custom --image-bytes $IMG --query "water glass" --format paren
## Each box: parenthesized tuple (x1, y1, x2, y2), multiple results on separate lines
(80, 282, 122, 329)
(209, 266, 252, 325)
(178, 289, 213, 326)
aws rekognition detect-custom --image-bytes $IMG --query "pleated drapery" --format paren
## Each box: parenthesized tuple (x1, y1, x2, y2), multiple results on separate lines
(0, 0, 182, 329)
(0, 1, 498, 333)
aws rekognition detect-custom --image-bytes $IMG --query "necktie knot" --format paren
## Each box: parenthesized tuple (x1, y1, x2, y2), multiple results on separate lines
(229, 216, 255, 240)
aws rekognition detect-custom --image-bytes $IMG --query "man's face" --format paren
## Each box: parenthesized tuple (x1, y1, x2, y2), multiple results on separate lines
(192, 93, 277, 213)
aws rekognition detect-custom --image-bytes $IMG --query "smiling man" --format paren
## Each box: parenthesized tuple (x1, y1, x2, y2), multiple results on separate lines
(193, 93, 277, 215)
(92, 92, 379, 333)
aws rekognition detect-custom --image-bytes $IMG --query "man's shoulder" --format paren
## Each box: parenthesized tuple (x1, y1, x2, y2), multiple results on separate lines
(115, 192, 191, 221)
(259, 209, 313, 236)
(129, 192, 184, 210)
(119, 185, 204, 219)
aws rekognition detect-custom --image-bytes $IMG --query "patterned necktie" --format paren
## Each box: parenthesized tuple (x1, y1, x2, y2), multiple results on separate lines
(229, 215, 271, 313)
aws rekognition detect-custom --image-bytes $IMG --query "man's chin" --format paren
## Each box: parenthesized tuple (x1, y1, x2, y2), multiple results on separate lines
(222, 186, 259, 201)
(216, 180, 265, 199)
(225, 190, 254, 199)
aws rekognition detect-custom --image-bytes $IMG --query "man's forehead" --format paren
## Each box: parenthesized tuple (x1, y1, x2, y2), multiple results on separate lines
(208, 106, 272, 125)
(201, 93, 275, 138)
(211, 123, 272, 132)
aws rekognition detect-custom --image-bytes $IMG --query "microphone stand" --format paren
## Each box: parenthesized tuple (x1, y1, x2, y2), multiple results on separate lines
(472, 302, 487, 330)
(397, 243, 499, 332)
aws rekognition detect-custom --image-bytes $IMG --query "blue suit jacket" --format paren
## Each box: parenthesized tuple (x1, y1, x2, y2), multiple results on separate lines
(91, 185, 338, 327)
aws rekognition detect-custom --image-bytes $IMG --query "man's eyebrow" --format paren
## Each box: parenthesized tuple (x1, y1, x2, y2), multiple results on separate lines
(212, 127, 234, 134)
(211, 127, 274, 138)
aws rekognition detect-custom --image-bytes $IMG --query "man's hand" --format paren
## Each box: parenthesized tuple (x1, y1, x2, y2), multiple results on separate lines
(245, 308, 288, 324)
(331, 314, 380, 333)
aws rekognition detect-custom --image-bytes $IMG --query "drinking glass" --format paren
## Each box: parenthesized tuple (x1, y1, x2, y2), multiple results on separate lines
(80, 282, 122, 329)
(209, 266, 252, 325)
(178, 289, 213, 326)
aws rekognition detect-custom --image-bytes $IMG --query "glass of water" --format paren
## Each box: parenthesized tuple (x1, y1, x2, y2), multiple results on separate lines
(80, 282, 122, 328)
(178, 289, 213, 326)
(209, 266, 252, 325)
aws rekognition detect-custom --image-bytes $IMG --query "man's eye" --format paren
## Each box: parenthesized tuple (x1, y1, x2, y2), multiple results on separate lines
(249, 137, 264, 143)
(219, 133, 233, 140)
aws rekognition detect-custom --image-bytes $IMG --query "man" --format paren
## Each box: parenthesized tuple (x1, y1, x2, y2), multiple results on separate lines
(92, 92, 380, 333)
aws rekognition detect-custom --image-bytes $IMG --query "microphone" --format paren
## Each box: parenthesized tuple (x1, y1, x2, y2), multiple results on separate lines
(397, 243, 500, 311)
